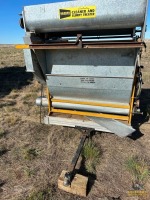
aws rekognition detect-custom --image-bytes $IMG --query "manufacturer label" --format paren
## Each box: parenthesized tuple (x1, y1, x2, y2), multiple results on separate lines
(59, 6, 96, 20)
(80, 77, 95, 84)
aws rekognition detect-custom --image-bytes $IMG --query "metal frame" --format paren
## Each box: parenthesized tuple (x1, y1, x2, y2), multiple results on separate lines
(51, 108, 129, 121)
(45, 78, 136, 124)
(128, 86, 136, 124)
(16, 41, 144, 50)
(16, 40, 140, 124)
(46, 76, 136, 124)
(46, 89, 129, 122)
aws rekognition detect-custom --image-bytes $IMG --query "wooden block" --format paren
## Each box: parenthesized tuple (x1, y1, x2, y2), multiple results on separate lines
(58, 170, 88, 197)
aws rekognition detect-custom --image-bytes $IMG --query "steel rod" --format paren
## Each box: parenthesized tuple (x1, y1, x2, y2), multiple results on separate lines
(69, 134, 87, 172)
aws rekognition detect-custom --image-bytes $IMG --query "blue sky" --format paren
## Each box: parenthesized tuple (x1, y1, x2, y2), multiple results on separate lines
(0, 0, 149, 44)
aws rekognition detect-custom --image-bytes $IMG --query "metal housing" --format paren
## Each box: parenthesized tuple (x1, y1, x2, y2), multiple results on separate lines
(23, 0, 147, 33)
(17, 0, 149, 136)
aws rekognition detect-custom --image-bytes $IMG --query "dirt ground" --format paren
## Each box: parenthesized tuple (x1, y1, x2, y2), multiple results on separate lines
(0, 42, 150, 200)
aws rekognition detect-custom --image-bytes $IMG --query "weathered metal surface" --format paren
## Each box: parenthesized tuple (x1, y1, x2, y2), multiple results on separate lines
(47, 76, 134, 104)
(36, 97, 48, 107)
(45, 48, 136, 72)
(20, 42, 144, 49)
(50, 65, 135, 77)
(44, 115, 135, 137)
(52, 102, 129, 115)
(23, 49, 46, 84)
(88, 117, 135, 137)
(44, 48, 137, 105)
(44, 116, 111, 133)
(36, 98, 130, 108)
(51, 99, 130, 109)
(23, 0, 147, 33)
(20, 0, 148, 133)
(36, 97, 129, 115)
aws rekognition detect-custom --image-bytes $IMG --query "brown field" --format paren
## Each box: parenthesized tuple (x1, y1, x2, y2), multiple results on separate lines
(0, 42, 150, 200)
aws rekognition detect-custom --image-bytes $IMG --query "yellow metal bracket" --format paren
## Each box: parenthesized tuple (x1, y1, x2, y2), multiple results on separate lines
(15, 44, 29, 49)
(128, 86, 135, 124)
(47, 88, 51, 115)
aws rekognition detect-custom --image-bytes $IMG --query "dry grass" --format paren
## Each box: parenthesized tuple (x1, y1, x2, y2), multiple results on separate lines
(82, 140, 101, 174)
(5, 115, 20, 125)
(0, 44, 150, 200)
(23, 148, 38, 160)
(0, 146, 8, 156)
(0, 46, 24, 67)
(125, 156, 150, 189)
(0, 128, 6, 138)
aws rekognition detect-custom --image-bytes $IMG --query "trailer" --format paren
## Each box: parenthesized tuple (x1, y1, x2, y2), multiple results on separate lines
(16, 0, 148, 196)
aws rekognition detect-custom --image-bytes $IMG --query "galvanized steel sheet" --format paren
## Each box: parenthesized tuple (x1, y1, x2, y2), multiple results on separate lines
(23, 0, 148, 33)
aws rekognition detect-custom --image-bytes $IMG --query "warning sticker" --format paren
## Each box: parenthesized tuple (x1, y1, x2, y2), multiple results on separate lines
(59, 6, 96, 20)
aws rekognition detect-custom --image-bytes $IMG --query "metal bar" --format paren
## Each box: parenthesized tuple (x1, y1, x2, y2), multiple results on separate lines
(15, 42, 144, 50)
(36, 97, 129, 115)
(84, 44, 143, 49)
(82, 41, 142, 45)
(64, 128, 94, 186)
(128, 86, 135, 124)
(51, 99, 130, 109)
(47, 75, 133, 79)
(40, 84, 43, 123)
(52, 102, 129, 115)
(68, 134, 87, 172)
(51, 108, 129, 121)
(16, 44, 29, 49)
(82, 36, 133, 40)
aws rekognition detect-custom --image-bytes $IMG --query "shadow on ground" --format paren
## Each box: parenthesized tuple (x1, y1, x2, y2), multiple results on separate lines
(77, 156, 96, 196)
(131, 88, 150, 140)
(0, 66, 33, 98)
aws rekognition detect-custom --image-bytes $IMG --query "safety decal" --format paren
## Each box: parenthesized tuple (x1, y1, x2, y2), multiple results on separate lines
(59, 6, 96, 20)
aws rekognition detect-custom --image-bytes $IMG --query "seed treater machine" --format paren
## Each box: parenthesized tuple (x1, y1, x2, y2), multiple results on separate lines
(16, 0, 148, 196)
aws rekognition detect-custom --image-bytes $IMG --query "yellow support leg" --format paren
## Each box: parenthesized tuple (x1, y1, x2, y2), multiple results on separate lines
(128, 86, 135, 124)
(47, 88, 51, 115)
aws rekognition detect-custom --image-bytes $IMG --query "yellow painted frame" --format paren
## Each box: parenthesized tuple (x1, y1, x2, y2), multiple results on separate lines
(51, 108, 128, 121)
(128, 86, 135, 124)
(47, 88, 51, 113)
(47, 90, 130, 122)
